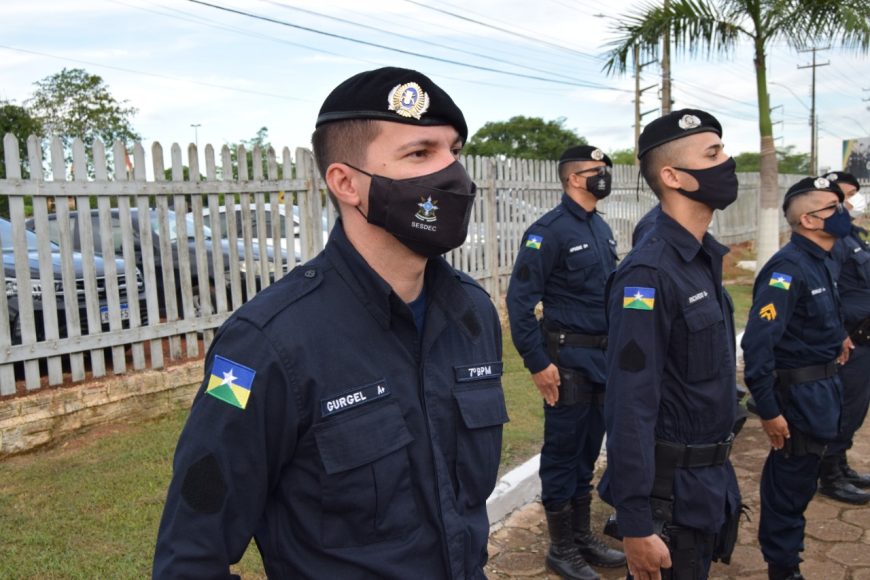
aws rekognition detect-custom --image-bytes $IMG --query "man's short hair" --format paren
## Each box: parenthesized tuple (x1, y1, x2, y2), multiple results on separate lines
(639, 139, 680, 199)
(311, 120, 381, 212)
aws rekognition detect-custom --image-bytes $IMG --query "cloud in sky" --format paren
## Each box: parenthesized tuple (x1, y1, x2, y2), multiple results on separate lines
(1, 0, 868, 172)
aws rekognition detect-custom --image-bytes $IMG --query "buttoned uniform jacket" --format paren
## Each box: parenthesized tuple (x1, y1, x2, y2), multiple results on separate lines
(599, 211, 740, 537)
(833, 225, 870, 331)
(507, 193, 618, 381)
(153, 222, 508, 580)
(742, 233, 845, 439)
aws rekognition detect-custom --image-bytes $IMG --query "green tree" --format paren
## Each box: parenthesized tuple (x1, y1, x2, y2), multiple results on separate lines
(225, 126, 285, 181)
(733, 145, 810, 174)
(465, 116, 586, 160)
(0, 101, 44, 179)
(609, 147, 637, 166)
(604, 0, 869, 272)
(26, 68, 140, 168)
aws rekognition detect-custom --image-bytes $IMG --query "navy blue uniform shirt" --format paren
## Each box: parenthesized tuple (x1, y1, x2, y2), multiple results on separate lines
(742, 232, 845, 438)
(833, 225, 870, 329)
(507, 193, 617, 381)
(600, 211, 739, 537)
(153, 222, 507, 579)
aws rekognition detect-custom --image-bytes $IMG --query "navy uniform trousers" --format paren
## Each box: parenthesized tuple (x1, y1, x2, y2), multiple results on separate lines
(743, 233, 844, 567)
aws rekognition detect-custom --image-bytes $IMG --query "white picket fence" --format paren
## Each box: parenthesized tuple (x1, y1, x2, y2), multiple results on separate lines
(0, 133, 818, 394)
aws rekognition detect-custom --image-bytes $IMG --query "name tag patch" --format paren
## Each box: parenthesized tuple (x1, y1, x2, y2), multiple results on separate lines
(454, 361, 503, 382)
(569, 243, 589, 253)
(688, 290, 708, 304)
(811, 287, 827, 296)
(321, 380, 390, 417)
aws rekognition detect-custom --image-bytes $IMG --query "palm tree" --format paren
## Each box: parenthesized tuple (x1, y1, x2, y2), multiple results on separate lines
(603, 0, 869, 272)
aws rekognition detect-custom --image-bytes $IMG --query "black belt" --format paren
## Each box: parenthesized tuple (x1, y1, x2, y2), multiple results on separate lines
(774, 361, 838, 388)
(655, 435, 734, 470)
(545, 329, 608, 350)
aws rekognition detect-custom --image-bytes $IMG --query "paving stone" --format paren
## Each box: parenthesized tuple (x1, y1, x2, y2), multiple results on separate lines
(843, 507, 870, 528)
(801, 558, 845, 579)
(488, 542, 501, 559)
(827, 542, 870, 567)
(487, 552, 546, 577)
(805, 498, 841, 520)
(504, 503, 545, 530)
(724, 545, 767, 574)
(806, 518, 863, 542)
(850, 568, 870, 580)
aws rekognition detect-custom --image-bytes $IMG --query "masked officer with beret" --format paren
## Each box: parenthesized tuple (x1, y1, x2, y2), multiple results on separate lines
(600, 109, 742, 580)
(507, 145, 626, 579)
(820, 171, 870, 504)
(742, 176, 852, 579)
(153, 67, 508, 579)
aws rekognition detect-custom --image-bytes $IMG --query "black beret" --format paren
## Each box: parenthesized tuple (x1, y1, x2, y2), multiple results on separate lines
(638, 108, 723, 159)
(782, 176, 845, 213)
(315, 67, 468, 142)
(558, 145, 612, 167)
(822, 170, 861, 192)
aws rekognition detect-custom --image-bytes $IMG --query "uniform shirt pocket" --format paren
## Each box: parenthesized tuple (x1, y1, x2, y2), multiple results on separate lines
(806, 291, 838, 330)
(314, 399, 417, 547)
(565, 245, 601, 288)
(682, 301, 726, 383)
(453, 382, 509, 508)
(850, 249, 870, 286)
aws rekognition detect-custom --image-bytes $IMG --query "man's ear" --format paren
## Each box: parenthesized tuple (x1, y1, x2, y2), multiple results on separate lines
(659, 166, 682, 190)
(325, 163, 365, 208)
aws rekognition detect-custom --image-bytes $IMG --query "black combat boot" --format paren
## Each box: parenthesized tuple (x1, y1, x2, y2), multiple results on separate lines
(818, 453, 870, 505)
(839, 451, 870, 489)
(544, 503, 600, 580)
(570, 495, 627, 568)
(768, 562, 804, 580)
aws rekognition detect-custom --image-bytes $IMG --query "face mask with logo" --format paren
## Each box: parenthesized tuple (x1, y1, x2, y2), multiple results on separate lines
(577, 167, 612, 199)
(849, 193, 867, 218)
(348, 160, 477, 257)
(672, 157, 739, 211)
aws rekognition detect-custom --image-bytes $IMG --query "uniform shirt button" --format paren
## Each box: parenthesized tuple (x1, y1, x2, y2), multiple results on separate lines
(305, 269, 316, 278)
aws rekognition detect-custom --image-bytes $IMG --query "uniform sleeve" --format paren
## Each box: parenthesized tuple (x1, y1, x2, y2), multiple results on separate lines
(741, 261, 801, 420)
(506, 225, 559, 373)
(603, 265, 671, 537)
(153, 317, 298, 579)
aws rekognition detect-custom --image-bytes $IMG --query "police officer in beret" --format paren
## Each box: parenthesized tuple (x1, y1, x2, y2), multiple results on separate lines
(507, 144, 626, 579)
(742, 176, 852, 579)
(153, 67, 508, 578)
(820, 171, 870, 504)
(600, 109, 742, 579)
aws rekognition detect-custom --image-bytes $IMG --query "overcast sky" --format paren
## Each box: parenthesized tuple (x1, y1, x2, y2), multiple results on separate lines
(2, 0, 868, 173)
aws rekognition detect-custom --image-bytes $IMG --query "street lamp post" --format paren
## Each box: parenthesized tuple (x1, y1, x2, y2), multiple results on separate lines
(190, 123, 201, 150)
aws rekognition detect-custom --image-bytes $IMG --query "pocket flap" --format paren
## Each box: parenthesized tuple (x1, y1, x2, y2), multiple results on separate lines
(566, 247, 598, 270)
(454, 384, 510, 429)
(314, 400, 414, 475)
(684, 301, 724, 332)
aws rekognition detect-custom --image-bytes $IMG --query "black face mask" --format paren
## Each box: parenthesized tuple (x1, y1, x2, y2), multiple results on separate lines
(348, 160, 477, 258)
(576, 167, 612, 199)
(672, 157, 739, 210)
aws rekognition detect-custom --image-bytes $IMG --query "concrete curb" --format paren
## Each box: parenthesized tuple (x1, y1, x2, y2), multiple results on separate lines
(486, 453, 541, 528)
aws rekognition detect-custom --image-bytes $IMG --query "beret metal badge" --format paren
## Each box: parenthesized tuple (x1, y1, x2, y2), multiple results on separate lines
(591, 148, 604, 161)
(388, 82, 430, 120)
(678, 114, 702, 130)
(814, 177, 831, 189)
(826, 173, 839, 181)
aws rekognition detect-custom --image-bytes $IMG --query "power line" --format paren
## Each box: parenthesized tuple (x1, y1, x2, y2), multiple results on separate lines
(0, 43, 311, 102)
(185, 0, 630, 91)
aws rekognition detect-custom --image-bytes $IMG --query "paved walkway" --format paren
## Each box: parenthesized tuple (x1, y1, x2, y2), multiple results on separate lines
(486, 418, 870, 579)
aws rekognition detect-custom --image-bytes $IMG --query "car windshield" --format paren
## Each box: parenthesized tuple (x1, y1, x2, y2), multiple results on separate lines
(150, 212, 212, 241)
(202, 207, 297, 239)
(1, 218, 50, 252)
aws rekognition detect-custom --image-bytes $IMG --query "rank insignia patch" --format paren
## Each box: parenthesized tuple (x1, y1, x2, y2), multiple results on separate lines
(769, 272, 792, 291)
(760, 303, 777, 321)
(206, 355, 256, 410)
(388, 82, 430, 120)
(526, 234, 543, 250)
(623, 287, 655, 310)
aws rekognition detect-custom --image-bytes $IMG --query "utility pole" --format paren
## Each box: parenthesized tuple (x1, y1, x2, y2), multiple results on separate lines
(634, 45, 659, 164)
(798, 47, 829, 175)
(661, 0, 672, 115)
(190, 123, 201, 150)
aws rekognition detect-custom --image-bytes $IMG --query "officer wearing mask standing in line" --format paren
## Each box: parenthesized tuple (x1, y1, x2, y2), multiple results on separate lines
(507, 145, 626, 580)
(153, 67, 508, 579)
(819, 171, 870, 504)
(742, 176, 852, 580)
(601, 109, 743, 580)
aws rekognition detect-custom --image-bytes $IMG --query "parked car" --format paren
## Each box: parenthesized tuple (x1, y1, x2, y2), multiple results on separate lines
(197, 204, 326, 262)
(2, 217, 145, 344)
(25, 208, 287, 318)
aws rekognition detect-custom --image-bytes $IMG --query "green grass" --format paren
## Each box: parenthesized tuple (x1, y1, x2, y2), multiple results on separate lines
(726, 282, 753, 332)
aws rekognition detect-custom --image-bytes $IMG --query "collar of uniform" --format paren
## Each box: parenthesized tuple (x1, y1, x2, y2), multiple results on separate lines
(561, 193, 592, 221)
(325, 219, 396, 330)
(653, 210, 729, 262)
(791, 231, 831, 260)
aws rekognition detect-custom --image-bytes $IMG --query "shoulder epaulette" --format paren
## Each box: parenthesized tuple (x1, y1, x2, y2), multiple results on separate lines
(237, 261, 326, 328)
